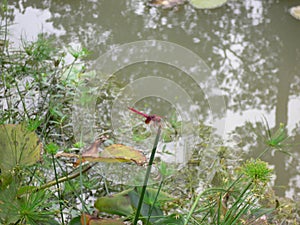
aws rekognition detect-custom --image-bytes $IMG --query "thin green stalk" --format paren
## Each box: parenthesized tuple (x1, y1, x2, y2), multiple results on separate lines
(3, 0, 9, 55)
(133, 125, 162, 225)
(146, 179, 164, 225)
(256, 146, 271, 159)
(227, 197, 253, 225)
(217, 193, 222, 224)
(26, 165, 38, 185)
(64, 59, 77, 82)
(103, 177, 110, 195)
(66, 178, 90, 213)
(40, 110, 52, 140)
(36, 162, 95, 191)
(36, 74, 58, 119)
(14, 80, 30, 119)
(223, 181, 252, 224)
(51, 153, 65, 225)
(79, 155, 88, 225)
(185, 188, 227, 224)
(55, 159, 91, 213)
(184, 189, 208, 225)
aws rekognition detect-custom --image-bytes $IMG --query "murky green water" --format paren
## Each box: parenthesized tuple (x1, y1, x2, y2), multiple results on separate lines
(4, 0, 300, 200)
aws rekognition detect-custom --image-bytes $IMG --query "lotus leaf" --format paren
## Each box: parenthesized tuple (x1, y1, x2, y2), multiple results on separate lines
(0, 124, 42, 175)
(95, 188, 174, 222)
(189, 0, 227, 9)
(94, 189, 134, 216)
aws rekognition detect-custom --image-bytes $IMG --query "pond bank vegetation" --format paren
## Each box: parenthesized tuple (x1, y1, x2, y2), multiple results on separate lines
(1, 7, 299, 225)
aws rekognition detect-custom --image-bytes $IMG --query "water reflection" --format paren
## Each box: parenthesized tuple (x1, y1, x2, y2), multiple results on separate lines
(3, 0, 300, 198)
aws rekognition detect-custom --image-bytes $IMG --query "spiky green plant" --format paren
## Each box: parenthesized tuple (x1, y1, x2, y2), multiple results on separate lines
(241, 159, 273, 184)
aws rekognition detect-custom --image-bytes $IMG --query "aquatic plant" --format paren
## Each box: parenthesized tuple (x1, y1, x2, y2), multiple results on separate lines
(189, 0, 227, 9)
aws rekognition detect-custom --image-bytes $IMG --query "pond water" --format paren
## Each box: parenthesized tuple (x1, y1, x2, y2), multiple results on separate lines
(3, 0, 300, 200)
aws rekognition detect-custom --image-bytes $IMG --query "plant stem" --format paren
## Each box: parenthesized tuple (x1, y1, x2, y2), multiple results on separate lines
(185, 187, 230, 225)
(256, 146, 271, 159)
(51, 153, 65, 225)
(223, 181, 253, 224)
(146, 179, 164, 225)
(15, 80, 30, 119)
(56, 158, 91, 213)
(79, 155, 88, 225)
(133, 125, 161, 225)
(36, 163, 95, 191)
(3, 0, 9, 55)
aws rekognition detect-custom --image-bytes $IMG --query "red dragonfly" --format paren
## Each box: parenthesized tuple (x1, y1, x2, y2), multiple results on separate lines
(128, 107, 162, 126)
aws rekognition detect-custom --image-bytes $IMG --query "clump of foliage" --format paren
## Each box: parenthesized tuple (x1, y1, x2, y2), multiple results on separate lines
(1, 4, 90, 223)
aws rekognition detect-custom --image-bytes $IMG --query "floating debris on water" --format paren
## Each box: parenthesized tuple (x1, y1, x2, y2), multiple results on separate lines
(148, 0, 185, 9)
(289, 5, 300, 20)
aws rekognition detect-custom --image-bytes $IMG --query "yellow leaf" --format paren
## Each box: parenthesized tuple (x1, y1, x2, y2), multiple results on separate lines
(56, 142, 147, 166)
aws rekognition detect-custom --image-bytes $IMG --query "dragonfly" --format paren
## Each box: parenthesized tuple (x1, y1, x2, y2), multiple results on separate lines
(128, 107, 162, 126)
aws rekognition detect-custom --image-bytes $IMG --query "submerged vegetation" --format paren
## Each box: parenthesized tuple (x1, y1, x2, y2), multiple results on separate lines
(1, 4, 300, 225)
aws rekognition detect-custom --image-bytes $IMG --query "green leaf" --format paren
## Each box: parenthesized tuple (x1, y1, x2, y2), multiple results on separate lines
(136, 187, 174, 206)
(61, 63, 85, 84)
(69, 216, 81, 225)
(68, 46, 89, 59)
(94, 188, 174, 220)
(94, 189, 134, 216)
(128, 189, 164, 223)
(0, 180, 20, 224)
(189, 0, 227, 9)
(152, 214, 185, 225)
(45, 219, 61, 225)
(0, 124, 42, 175)
(266, 123, 289, 148)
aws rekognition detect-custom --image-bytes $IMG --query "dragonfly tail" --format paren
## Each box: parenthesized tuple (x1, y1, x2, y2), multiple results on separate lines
(128, 107, 148, 118)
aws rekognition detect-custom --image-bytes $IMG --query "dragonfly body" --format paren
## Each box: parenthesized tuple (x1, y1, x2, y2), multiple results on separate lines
(128, 107, 162, 125)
